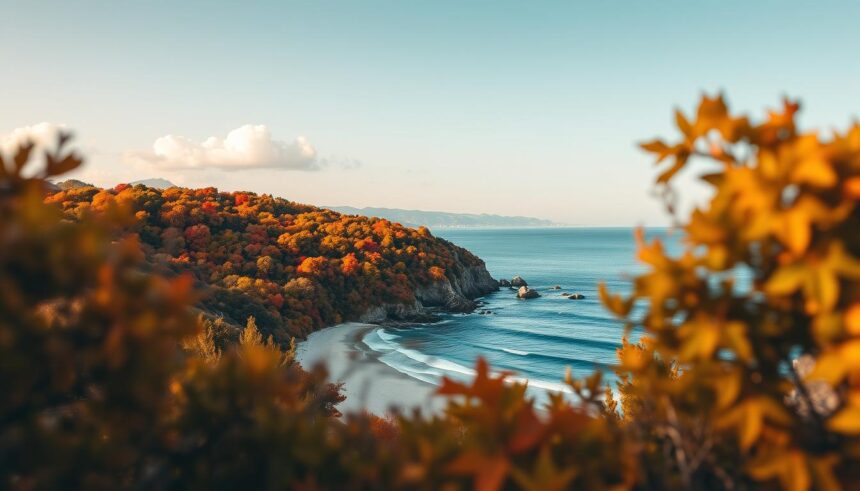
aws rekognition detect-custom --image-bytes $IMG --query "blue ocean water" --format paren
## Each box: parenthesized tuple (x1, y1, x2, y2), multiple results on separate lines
(362, 227, 676, 401)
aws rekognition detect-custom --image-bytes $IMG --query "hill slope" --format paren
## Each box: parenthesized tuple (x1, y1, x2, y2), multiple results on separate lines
(47, 184, 498, 342)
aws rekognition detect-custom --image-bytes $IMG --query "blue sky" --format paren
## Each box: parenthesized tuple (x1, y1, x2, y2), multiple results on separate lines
(2, 0, 859, 225)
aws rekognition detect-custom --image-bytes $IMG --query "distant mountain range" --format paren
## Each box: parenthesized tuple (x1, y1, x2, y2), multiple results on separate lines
(327, 206, 557, 229)
(55, 179, 94, 190)
(53, 178, 177, 190)
(129, 178, 176, 189)
(51, 177, 554, 228)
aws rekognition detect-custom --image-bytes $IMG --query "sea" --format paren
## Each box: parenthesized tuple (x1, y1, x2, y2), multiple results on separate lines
(361, 227, 680, 403)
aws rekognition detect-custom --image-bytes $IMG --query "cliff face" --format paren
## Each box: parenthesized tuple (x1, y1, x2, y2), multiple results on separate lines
(360, 263, 498, 323)
(415, 265, 498, 311)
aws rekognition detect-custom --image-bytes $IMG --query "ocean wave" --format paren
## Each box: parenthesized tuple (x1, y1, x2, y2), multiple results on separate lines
(482, 325, 622, 351)
(525, 309, 621, 327)
(510, 375, 572, 394)
(365, 328, 475, 377)
(363, 328, 579, 398)
(479, 343, 607, 370)
(502, 347, 530, 356)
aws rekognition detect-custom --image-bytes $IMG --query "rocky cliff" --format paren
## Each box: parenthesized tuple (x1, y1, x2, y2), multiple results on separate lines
(360, 263, 498, 323)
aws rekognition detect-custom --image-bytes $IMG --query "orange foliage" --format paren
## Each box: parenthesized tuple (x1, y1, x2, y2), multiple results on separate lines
(341, 253, 360, 275)
(296, 256, 328, 275)
(49, 182, 488, 340)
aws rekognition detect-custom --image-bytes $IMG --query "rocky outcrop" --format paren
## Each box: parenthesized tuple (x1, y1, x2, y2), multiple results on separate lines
(568, 293, 585, 300)
(511, 276, 528, 287)
(498, 278, 511, 287)
(359, 301, 439, 324)
(361, 263, 499, 323)
(517, 286, 540, 299)
(415, 265, 498, 312)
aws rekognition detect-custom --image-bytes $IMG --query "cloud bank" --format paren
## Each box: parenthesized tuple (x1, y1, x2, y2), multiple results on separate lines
(126, 125, 322, 171)
(0, 122, 67, 155)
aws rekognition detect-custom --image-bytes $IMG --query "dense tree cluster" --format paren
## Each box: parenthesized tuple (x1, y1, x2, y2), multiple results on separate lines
(45, 181, 484, 341)
(7, 94, 860, 490)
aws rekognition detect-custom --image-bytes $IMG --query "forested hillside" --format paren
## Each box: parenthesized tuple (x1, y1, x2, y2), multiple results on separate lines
(46, 185, 497, 343)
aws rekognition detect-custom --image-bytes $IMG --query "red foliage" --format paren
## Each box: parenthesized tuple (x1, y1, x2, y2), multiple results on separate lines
(184, 224, 211, 251)
(269, 293, 284, 309)
(355, 238, 379, 252)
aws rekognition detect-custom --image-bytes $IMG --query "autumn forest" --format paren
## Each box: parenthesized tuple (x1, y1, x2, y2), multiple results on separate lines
(47, 181, 488, 344)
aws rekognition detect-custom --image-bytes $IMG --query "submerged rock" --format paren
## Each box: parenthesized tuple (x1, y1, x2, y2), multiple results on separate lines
(551, 285, 562, 290)
(568, 293, 585, 300)
(517, 286, 541, 299)
(511, 275, 528, 287)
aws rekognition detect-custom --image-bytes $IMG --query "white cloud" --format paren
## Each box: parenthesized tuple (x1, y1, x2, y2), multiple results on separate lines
(0, 122, 67, 155)
(125, 124, 322, 171)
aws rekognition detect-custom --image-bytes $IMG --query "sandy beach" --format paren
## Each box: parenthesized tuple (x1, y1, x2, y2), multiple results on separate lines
(295, 322, 447, 416)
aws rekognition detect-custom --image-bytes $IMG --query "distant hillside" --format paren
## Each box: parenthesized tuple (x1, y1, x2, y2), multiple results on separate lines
(47, 185, 498, 340)
(328, 206, 556, 228)
(129, 178, 176, 189)
(55, 179, 95, 190)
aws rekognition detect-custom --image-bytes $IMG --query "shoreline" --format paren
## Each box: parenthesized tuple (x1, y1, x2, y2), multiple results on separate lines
(295, 322, 447, 416)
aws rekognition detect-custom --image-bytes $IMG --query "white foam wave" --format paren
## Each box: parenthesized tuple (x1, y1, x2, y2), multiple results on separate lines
(363, 327, 574, 397)
(511, 375, 573, 394)
(376, 329, 400, 343)
(502, 347, 530, 356)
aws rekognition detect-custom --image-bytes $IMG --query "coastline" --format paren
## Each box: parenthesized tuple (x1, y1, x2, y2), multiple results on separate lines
(295, 322, 447, 416)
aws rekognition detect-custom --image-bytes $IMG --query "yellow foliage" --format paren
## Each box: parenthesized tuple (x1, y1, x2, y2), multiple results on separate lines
(607, 94, 860, 489)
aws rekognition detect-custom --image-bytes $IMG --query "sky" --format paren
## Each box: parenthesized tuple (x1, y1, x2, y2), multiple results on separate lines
(2, 0, 859, 226)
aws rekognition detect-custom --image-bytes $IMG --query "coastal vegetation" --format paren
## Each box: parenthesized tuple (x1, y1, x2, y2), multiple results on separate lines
(45, 180, 495, 342)
(3, 94, 860, 489)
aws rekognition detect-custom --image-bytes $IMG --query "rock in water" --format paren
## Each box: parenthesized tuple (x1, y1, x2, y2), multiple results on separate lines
(511, 275, 528, 287)
(498, 278, 511, 287)
(551, 285, 561, 290)
(568, 293, 585, 300)
(517, 286, 540, 299)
